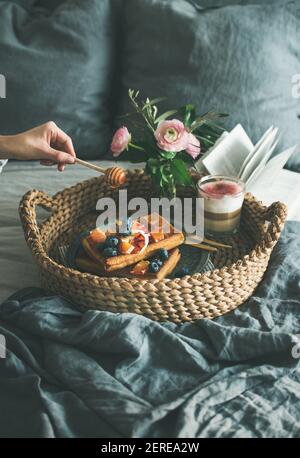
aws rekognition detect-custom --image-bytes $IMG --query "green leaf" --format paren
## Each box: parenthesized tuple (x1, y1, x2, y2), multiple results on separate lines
(170, 158, 193, 187)
(214, 112, 229, 118)
(200, 120, 225, 133)
(155, 110, 178, 124)
(129, 143, 145, 152)
(128, 88, 139, 99)
(159, 151, 177, 160)
(177, 151, 194, 166)
(195, 135, 215, 146)
(160, 164, 171, 184)
(190, 111, 229, 132)
(145, 160, 177, 198)
(182, 104, 196, 127)
(192, 119, 226, 152)
(142, 97, 166, 109)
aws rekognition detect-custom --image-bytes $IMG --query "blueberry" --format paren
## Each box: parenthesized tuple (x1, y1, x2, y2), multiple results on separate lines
(149, 262, 160, 273)
(105, 236, 119, 248)
(95, 243, 105, 252)
(103, 247, 118, 257)
(152, 258, 163, 267)
(176, 266, 190, 278)
(158, 249, 169, 261)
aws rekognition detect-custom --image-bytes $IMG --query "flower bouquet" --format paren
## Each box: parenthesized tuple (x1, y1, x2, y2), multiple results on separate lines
(111, 89, 227, 198)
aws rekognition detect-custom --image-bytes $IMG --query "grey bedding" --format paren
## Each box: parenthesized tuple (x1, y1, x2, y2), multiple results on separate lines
(1, 161, 300, 437)
(1, 221, 300, 438)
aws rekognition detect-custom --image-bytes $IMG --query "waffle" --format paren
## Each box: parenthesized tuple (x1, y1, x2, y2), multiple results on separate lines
(81, 213, 184, 272)
(76, 248, 181, 280)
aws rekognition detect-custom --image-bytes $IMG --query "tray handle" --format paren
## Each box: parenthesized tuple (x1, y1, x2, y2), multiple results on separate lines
(19, 189, 57, 256)
(263, 201, 287, 248)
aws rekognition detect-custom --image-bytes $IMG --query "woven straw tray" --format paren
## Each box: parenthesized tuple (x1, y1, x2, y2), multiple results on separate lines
(19, 169, 287, 323)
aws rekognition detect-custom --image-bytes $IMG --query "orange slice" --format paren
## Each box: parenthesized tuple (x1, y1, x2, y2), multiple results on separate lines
(89, 228, 106, 245)
(130, 260, 150, 276)
(119, 240, 135, 255)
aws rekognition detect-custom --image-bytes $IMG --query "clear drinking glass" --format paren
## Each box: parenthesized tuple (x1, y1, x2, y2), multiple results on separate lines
(197, 175, 246, 237)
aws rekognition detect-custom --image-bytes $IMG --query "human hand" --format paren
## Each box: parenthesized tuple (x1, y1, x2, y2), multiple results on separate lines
(0, 122, 76, 171)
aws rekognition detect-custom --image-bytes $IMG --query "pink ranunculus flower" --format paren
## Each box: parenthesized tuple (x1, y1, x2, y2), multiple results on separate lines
(111, 127, 132, 157)
(155, 119, 190, 153)
(186, 133, 201, 159)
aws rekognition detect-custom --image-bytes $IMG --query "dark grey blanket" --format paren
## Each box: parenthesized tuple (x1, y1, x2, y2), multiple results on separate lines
(1, 222, 300, 438)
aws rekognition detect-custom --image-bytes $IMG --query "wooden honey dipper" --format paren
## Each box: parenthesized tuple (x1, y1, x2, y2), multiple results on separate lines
(75, 158, 127, 187)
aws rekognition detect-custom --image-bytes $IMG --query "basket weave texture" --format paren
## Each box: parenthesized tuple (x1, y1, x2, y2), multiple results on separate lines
(19, 169, 287, 323)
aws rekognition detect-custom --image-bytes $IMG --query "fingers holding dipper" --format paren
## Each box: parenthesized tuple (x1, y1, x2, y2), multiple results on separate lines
(74, 158, 127, 188)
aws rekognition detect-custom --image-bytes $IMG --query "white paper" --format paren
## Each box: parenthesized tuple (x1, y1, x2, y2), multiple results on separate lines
(238, 126, 274, 179)
(195, 131, 229, 173)
(250, 169, 300, 221)
(246, 146, 297, 192)
(201, 124, 253, 176)
(241, 128, 279, 182)
(243, 138, 279, 185)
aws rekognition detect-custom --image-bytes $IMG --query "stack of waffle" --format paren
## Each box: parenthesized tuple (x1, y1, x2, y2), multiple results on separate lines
(76, 213, 184, 280)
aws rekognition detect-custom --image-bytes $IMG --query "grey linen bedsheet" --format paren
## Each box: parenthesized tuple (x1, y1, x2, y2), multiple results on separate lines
(0, 221, 300, 438)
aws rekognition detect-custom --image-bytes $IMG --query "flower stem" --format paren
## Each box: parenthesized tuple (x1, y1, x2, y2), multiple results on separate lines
(129, 143, 145, 151)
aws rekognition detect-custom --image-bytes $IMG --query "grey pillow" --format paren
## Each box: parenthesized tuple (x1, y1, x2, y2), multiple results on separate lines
(35, 0, 65, 10)
(188, 0, 289, 7)
(0, 0, 36, 6)
(117, 0, 300, 171)
(0, 0, 116, 159)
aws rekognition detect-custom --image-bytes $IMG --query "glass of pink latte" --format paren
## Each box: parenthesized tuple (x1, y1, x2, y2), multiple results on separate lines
(197, 175, 245, 237)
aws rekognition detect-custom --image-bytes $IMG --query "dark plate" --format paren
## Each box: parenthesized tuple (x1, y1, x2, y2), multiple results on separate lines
(170, 245, 214, 278)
